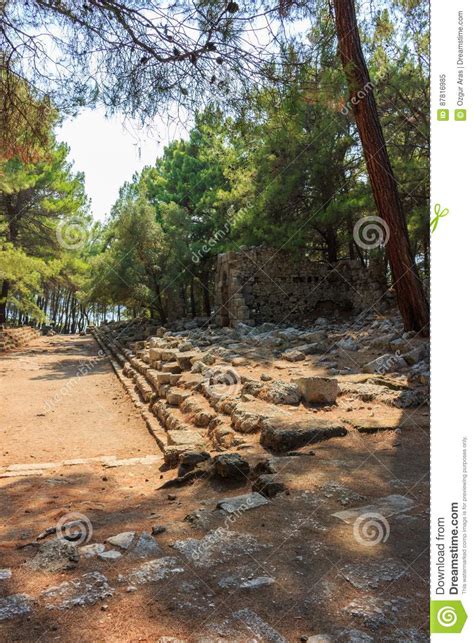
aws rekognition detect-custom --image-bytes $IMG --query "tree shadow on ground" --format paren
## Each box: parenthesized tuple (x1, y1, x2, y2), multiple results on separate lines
(0, 400, 430, 642)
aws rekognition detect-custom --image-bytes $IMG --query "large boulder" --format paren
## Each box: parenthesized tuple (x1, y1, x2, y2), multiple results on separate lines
(260, 417, 347, 452)
(294, 376, 339, 405)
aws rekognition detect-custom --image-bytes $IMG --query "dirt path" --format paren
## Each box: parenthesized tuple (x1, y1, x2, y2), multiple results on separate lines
(0, 334, 157, 466)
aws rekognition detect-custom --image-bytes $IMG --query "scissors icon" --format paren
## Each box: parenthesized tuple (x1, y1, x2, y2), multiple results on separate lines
(430, 203, 449, 233)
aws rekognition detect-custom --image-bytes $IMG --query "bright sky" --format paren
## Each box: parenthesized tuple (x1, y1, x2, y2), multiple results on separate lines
(57, 109, 186, 221)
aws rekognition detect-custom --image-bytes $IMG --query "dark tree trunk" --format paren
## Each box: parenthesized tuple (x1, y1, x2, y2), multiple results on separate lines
(332, 0, 429, 335)
(325, 228, 338, 263)
(0, 280, 9, 325)
(201, 267, 211, 317)
(190, 278, 196, 317)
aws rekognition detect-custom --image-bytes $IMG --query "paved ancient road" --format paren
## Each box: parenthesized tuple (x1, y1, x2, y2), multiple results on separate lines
(0, 334, 157, 467)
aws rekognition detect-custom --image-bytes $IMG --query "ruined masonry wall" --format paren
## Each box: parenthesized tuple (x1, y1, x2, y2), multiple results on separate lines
(215, 246, 386, 326)
(0, 326, 40, 352)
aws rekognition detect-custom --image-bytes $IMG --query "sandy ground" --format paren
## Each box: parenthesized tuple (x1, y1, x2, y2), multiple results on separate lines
(0, 334, 430, 642)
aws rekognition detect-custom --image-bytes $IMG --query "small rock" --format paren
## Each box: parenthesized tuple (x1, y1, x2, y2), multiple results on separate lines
(232, 356, 249, 366)
(240, 576, 275, 589)
(106, 531, 135, 550)
(294, 376, 339, 405)
(27, 539, 80, 572)
(253, 459, 278, 476)
(168, 494, 177, 501)
(177, 450, 211, 477)
(214, 453, 250, 480)
(283, 350, 305, 362)
(151, 525, 167, 535)
(260, 373, 273, 382)
(337, 337, 358, 351)
(79, 543, 106, 558)
(363, 353, 407, 374)
(0, 569, 12, 581)
(252, 474, 287, 498)
(98, 550, 122, 561)
(130, 532, 162, 558)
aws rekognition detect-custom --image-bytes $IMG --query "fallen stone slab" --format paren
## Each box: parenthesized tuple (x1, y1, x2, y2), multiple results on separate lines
(260, 417, 347, 451)
(172, 529, 269, 567)
(6, 462, 57, 472)
(0, 470, 45, 478)
(332, 495, 415, 524)
(41, 571, 114, 609)
(231, 399, 290, 433)
(0, 594, 33, 621)
(103, 455, 161, 468)
(167, 429, 205, 447)
(340, 558, 407, 589)
(119, 557, 184, 585)
(216, 492, 269, 514)
(344, 418, 401, 433)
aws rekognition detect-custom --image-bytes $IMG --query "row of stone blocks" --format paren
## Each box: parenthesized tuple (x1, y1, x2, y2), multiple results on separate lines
(92, 326, 241, 466)
(93, 323, 349, 467)
(0, 326, 39, 352)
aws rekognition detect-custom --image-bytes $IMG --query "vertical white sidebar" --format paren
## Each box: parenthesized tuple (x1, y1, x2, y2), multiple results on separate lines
(431, 0, 473, 638)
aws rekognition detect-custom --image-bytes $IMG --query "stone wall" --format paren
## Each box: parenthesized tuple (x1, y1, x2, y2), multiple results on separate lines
(214, 246, 386, 327)
(0, 326, 40, 352)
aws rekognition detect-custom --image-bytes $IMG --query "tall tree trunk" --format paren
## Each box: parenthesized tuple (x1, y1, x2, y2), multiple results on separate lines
(332, 0, 429, 335)
(325, 228, 338, 263)
(0, 280, 9, 325)
(190, 278, 196, 317)
(201, 267, 211, 317)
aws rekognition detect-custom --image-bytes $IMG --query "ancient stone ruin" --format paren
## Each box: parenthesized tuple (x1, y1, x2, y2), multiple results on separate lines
(0, 326, 39, 352)
(214, 246, 386, 327)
